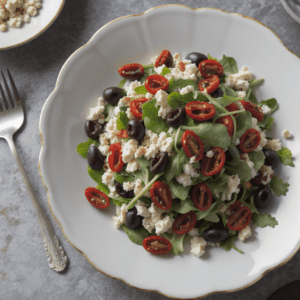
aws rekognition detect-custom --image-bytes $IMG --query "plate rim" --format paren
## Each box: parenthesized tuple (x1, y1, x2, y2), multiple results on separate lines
(0, 0, 66, 51)
(38, 4, 300, 299)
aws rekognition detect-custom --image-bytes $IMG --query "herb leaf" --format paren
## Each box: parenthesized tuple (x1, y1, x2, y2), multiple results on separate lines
(247, 90, 258, 104)
(116, 110, 129, 130)
(77, 138, 99, 158)
(88, 167, 109, 194)
(161, 233, 186, 255)
(121, 224, 150, 245)
(219, 55, 238, 74)
(235, 111, 252, 138)
(134, 85, 148, 95)
(165, 148, 187, 182)
(168, 180, 191, 201)
(161, 67, 171, 76)
(168, 78, 198, 93)
(248, 151, 265, 171)
(225, 161, 252, 182)
(170, 199, 199, 214)
(249, 78, 264, 89)
(168, 92, 207, 109)
(141, 65, 155, 83)
(219, 234, 238, 251)
(257, 115, 274, 131)
(118, 78, 127, 88)
(251, 213, 278, 228)
(269, 176, 289, 196)
(277, 147, 294, 166)
(258, 98, 278, 112)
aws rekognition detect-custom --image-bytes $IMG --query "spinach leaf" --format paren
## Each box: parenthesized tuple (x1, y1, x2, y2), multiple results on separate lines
(114, 172, 135, 184)
(141, 65, 155, 83)
(116, 110, 129, 130)
(142, 98, 169, 134)
(204, 213, 219, 223)
(247, 90, 258, 104)
(225, 161, 251, 182)
(207, 54, 219, 61)
(134, 85, 148, 95)
(77, 138, 99, 158)
(220, 84, 239, 97)
(251, 213, 278, 228)
(118, 78, 127, 88)
(258, 98, 278, 112)
(235, 111, 252, 138)
(257, 115, 274, 131)
(121, 225, 150, 245)
(195, 201, 220, 220)
(277, 147, 294, 167)
(219, 55, 238, 74)
(269, 176, 289, 196)
(171, 199, 199, 214)
(168, 78, 198, 93)
(168, 180, 191, 201)
(248, 151, 265, 171)
(205, 175, 228, 196)
(161, 233, 186, 255)
(249, 78, 264, 89)
(168, 92, 207, 109)
(161, 67, 171, 76)
(164, 148, 187, 182)
(88, 167, 109, 194)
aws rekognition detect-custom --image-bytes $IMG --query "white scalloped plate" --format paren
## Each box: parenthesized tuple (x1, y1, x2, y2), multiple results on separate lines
(0, 0, 65, 50)
(39, 5, 300, 299)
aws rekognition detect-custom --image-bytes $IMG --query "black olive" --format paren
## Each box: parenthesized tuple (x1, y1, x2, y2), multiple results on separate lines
(211, 87, 224, 98)
(103, 87, 125, 105)
(250, 171, 263, 186)
(115, 182, 134, 198)
(185, 52, 208, 67)
(85, 120, 104, 140)
(253, 186, 272, 209)
(150, 152, 169, 174)
(166, 107, 186, 128)
(87, 144, 104, 170)
(203, 228, 228, 243)
(126, 119, 145, 142)
(263, 149, 280, 169)
(126, 207, 143, 230)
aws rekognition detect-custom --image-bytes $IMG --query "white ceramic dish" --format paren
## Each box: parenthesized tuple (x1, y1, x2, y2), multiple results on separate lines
(39, 5, 300, 299)
(0, 0, 65, 50)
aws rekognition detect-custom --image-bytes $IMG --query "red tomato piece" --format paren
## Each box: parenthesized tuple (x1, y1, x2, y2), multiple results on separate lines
(239, 128, 261, 153)
(198, 75, 220, 94)
(201, 147, 226, 176)
(85, 187, 109, 209)
(227, 200, 243, 213)
(150, 181, 172, 210)
(185, 101, 215, 122)
(181, 130, 204, 161)
(116, 130, 128, 139)
(108, 143, 124, 172)
(145, 75, 169, 94)
(240, 100, 264, 122)
(225, 102, 239, 118)
(172, 211, 197, 234)
(215, 115, 234, 137)
(155, 50, 173, 68)
(227, 206, 252, 231)
(192, 183, 212, 211)
(178, 61, 185, 71)
(129, 97, 148, 120)
(143, 236, 172, 254)
(118, 63, 144, 80)
(199, 59, 224, 78)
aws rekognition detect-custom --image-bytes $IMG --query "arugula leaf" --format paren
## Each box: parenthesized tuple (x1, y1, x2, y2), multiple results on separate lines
(207, 54, 219, 61)
(247, 90, 258, 104)
(258, 98, 278, 112)
(138, 197, 152, 206)
(168, 92, 207, 109)
(116, 110, 129, 130)
(134, 85, 148, 95)
(228, 230, 236, 236)
(251, 213, 278, 228)
(168, 180, 191, 201)
(112, 198, 124, 207)
(168, 78, 198, 93)
(241, 196, 259, 214)
(141, 65, 155, 83)
(164, 148, 187, 182)
(142, 98, 169, 134)
(182, 123, 231, 149)
(219, 55, 238, 74)
(235, 111, 252, 138)
(249, 78, 264, 89)
(269, 176, 289, 196)
(121, 225, 150, 245)
(219, 84, 239, 98)
(248, 151, 265, 171)
(225, 161, 252, 182)
(88, 167, 109, 194)
(277, 147, 294, 167)
(206, 175, 228, 196)
(204, 213, 219, 223)
(161, 233, 186, 255)
(77, 139, 99, 158)
(257, 115, 274, 131)
(195, 202, 220, 220)
(219, 234, 238, 251)
(161, 67, 171, 76)
(118, 78, 127, 88)
(171, 199, 198, 214)
(114, 172, 135, 184)
(219, 212, 227, 227)
(198, 221, 213, 236)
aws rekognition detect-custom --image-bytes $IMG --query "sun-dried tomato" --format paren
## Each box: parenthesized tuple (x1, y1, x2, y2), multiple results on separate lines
(150, 181, 172, 210)
(227, 206, 252, 231)
(240, 100, 264, 122)
(144, 75, 169, 94)
(225, 102, 239, 118)
(85, 187, 109, 209)
(143, 236, 172, 254)
(178, 61, 185, 71)
(172, 211, 197, 234)
(199, 59, 224, 78)
(185, 101, 215, 122)
(201, 147, 226, 176)
(181, 130, 204, 161)
(192, 183, 212, 211)
(227, 200, 243, 213)
(108, 143, 124, 172)
(129, 97, 148, 120)
(116, 130, 128, 139)
(239, 128, 261, 153)
(198, 75, 220, 94)
(155, 50, 173, 68)
(118, 63, 144, 80)
(215, 115, 234, 137)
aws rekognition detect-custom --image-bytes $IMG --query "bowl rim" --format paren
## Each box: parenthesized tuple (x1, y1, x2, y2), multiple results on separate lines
(38, 4, 300, 299)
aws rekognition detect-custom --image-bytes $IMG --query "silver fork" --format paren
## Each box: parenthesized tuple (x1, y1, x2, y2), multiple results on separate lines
(0, 70, 67, 272)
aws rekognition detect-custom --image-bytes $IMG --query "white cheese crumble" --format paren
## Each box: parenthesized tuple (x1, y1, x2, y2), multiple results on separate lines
(188, 228, 199, 237)
(112, 203, 127, 229)
(265, 139, 282, 152)
(225, 175, 241, 200)
(206, 150, 214, 158)
(183, 163, 199, 178)
(126, 159, 140, 173)
(282, 129, 292, 138)
(190, 156, 196, 164)
(180, 85, 194, 95)
(154, 64, 166, 74)
(176, 173, 192, 187)
(260, 165, 274, 185)
(87, 105, 105, 120)
(260, 104, 272, 115)
(236, 91, 246, 98)
(135, 200, 150, 218)
(238, 225, 252, 242)
(155, 215, 174, 236)
(240, 153, 258, 179)
(122, 139, 138, 163)
(142, 203, 164, 233)
(125, 80, 141, 97)
(190, 237, 207, 257)
(224, 66, 253, 91)
(156, 89, 172, 119)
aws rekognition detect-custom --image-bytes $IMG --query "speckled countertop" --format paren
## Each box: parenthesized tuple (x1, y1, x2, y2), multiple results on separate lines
(0, 1, 300, 299)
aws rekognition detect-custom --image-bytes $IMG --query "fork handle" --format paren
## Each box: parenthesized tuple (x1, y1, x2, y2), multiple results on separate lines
(6, 136, 68, 272)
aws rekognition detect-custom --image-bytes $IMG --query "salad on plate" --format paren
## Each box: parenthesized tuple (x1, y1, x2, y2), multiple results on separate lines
(77, 50, 293, 257)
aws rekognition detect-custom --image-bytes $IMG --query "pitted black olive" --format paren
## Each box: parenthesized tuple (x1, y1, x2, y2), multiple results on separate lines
(211, 87, 224, 98)
(85, 120, 104, 140)
(203, 227, 228, 243)
(166, 107, 186, 128)
(263, 149, 280, 169)
(185, 52, 208, 67)
(87, 144, 104, 170)
(115, 182, 134, 198)
(103, 87, 125, 105)
(126, 207, 143, 230)
(126, 119, 145, 142)
(150, 152, 169, 174)
(253, 186, 272, 209)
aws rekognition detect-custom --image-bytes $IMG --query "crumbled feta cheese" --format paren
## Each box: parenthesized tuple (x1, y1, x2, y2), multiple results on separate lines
(150, 55, 158, 65)
(225, 66, 252, 91)
(282, 129, 292, 138)
(118, 96, 131, 107)
(99, 145, 109, 156)
(102, 169, 115, 186)
(156, 89, 169, 107)
(265, 139, 282, 152)
(260, 165, 274, 185)
(237, 91, 246, 98)
(126, 159, 140, 173)
(234, 138, 240, 145)
(122, 139, 138, 163)
(155, 215, 174, 236)
(176, 173, 192, 187)
(126, 107, 135, 120)
(133, 178, 143, 195)
(145, 92, 153, 100)
(190, 156, 196, 164)
(225, 175, 241, 200)
(143, 203, 164, 232)
(183, 163, 199, 178)
(158, 104, 172, 119)
(180, 85, 194, 95)
(144, 144, 159, 159)
(238, 225, 252, 242)
(112, 203, 127, 228)
(125, 80, 141, 97)
(190, 237, 207, 257)
(240, 153, 258, 179)
(206, 150, 214, 158)
(135, 200, 150, 217)
(260, 104, 271, 115)
(154, 64, 166, 74)
(123, 181, 135, 191)
(134, 146, 147, 158)
(160, 137, 173, 152)
(188, 228, 199, 237)
(167, 127, 174, 134)
(87, 105, 105, 120)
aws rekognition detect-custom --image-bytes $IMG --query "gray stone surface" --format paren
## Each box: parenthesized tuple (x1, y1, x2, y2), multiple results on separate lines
(0, 0, 300, 299)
